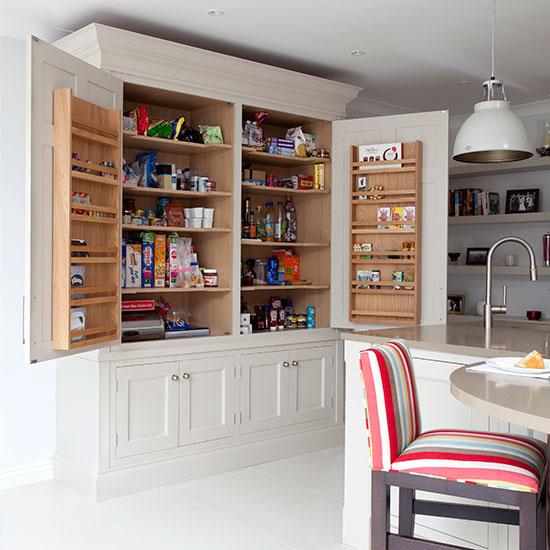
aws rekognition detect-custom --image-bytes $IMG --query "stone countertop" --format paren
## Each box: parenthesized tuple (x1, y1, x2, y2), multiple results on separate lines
(342, 320, 550, 359)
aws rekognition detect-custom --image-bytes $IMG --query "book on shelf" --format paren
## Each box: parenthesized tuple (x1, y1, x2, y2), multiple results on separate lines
(448, 188, 499, 217)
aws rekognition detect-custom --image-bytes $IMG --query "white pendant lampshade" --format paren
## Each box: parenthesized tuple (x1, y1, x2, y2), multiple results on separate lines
(453, 92, 533, 163)
(452, 0, 533, 163)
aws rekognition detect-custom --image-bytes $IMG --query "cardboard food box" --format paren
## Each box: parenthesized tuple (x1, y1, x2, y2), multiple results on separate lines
(167, 236, 178, 288)
(273, 249, 290, 281)
(154, 234, 166, 288)
(390, 206, 404, 229)
(121, 300, 155, 312)
(141, 232, 154, 288)
(126, 243, 142, 287)
(314, 163, 324, 190)
(377, 207, 390, 229)
(251, 170, 266, 182)
(285, 255, 300, 281)
(121, 236, 126, 288)
(358, 142, 402, 170)
(403, 206, 416, 229)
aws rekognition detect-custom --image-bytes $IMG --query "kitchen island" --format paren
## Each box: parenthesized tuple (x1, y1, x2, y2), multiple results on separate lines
(342, 322, 550, 550)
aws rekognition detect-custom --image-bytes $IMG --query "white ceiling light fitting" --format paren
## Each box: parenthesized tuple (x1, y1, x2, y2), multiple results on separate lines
(453, 0, 532, 163)
(207, 9, 224, 16)
(350, 50, 365, 56)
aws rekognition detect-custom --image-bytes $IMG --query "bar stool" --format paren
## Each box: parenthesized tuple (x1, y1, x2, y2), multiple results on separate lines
(360, 340, 547, 550)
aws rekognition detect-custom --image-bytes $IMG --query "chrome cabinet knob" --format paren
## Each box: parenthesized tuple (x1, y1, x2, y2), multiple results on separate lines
(291, 360, 299, 366)
(182, 372, 190, 379)
(282, 361, 289, 368)
(171, 374, 179, 381)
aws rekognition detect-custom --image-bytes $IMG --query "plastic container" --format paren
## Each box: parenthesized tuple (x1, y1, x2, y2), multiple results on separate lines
(203, 208, 215, 219)
(264, 202, 275, 241)
(184, 208, 192, 218)
(202, 218, 214, 228)
(189, 207, 204, 218)
(188, 218, 202, 228)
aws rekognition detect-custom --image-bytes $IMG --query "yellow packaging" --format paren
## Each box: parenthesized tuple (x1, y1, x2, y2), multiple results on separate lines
(390, 206, 404, 229)
(154, 234, 166, 287)
(314, 163, 325, 190)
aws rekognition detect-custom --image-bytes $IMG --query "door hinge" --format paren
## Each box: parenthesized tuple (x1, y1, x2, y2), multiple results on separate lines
(239, 412, 242, 424)
(22, 296, 25, 345)
(332, 355, 334, 367)
(233, 413, 237, 424)
(233, 366, 236, 378)
(239, 365, 242, 377)
(115, 380, 119, 393)
(115, 433, 118, 446)
(331, 397, 334, 408)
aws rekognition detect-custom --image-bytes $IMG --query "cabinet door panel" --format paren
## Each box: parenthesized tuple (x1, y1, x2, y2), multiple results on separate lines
(116, 362, 179, 458)
(240, 351, 289, 434)
(27, 37, 123, 364)
(179, 356, 235, 446)
(288, 345, 334, 425)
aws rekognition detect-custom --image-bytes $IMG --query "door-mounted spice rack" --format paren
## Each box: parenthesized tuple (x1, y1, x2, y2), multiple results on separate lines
(349, 141, 422, 325)
(53, 89, 121, 349)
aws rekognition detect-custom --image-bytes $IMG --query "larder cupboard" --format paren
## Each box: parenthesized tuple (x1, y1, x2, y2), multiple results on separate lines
(26, 24, 449, 499)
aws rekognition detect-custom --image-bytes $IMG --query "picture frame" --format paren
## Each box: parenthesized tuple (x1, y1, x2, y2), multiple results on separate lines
(447, 294, 465, 315)
(505, 188, 539, 214)
(466, 247, 490, 265)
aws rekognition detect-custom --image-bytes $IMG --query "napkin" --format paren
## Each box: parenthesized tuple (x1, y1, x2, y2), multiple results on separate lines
(466, 363, 550, 379)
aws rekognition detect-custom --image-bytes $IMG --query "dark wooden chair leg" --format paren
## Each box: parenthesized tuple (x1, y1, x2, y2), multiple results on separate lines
(371, 471, 390, 550)
(537, 478, 547, 550)
(398, 487, 415, 537)
(519, 492, 538, 550)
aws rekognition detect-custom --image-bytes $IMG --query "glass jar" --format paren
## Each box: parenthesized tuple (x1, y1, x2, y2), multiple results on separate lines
(536, 120, 550, 157)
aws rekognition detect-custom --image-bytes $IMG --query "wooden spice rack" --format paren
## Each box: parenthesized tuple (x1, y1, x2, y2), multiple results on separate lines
(53, 89, 121, 349)
(349, 141, 422, 325)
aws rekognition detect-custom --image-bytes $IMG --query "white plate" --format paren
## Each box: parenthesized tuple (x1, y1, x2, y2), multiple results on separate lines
(486, 356, 550, 373)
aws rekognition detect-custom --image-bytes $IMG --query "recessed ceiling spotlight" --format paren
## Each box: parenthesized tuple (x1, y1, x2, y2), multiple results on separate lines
(207, 9, 224, 16)
(350, 50, 365, 56)
(457, 80, 471, 86)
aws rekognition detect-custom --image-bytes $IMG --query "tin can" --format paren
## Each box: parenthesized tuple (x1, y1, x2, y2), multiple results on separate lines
(122, 211, 132, 224)
(190, 175, 199, 192)
(297, 313, 307, 328)
(206, 181, 216, 192)
(307, 306, 316, 329)
(198, 176, 209, 192)
(157, 198, 171, 218)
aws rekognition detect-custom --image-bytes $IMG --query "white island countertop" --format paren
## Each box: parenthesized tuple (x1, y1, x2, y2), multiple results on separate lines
(342, 320, 550, 359)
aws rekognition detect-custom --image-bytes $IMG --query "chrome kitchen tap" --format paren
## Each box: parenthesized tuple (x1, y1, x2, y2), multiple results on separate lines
(484, 237, 538, 332)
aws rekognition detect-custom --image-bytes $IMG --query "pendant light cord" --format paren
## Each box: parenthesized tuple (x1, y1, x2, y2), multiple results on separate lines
(491, 0, 496, 79)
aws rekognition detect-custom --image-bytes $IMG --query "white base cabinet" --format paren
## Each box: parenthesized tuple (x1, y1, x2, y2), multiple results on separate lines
(55, 337, 343, 500)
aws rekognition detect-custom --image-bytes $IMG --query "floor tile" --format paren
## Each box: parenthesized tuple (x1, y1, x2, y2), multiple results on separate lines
(167, 469, 353, 550)
(251, 448, 344, 501)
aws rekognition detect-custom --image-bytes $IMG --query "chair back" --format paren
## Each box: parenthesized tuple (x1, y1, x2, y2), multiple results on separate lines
(359, 340, 421, 470)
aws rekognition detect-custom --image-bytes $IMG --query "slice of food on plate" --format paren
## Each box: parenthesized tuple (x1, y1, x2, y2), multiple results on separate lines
(515, 350, 545, 369)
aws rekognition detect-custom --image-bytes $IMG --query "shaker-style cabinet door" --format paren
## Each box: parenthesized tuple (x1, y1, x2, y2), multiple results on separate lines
(240, 351, 289, 434)
(288, 345, 334, 425)
(179, 356, 236, 446)
(115, 362, 179, 459)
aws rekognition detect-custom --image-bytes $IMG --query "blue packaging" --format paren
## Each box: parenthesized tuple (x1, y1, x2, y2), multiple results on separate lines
(307, 306, 316, 329)
(121, 236, 126, 288)
(267, 257, 279, 284)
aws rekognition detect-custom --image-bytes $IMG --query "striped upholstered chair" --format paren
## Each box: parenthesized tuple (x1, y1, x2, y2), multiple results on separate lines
(360, 340, 547, 550)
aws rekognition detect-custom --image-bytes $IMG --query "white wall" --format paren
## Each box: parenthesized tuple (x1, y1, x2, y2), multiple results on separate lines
(0, 36, 56, 487)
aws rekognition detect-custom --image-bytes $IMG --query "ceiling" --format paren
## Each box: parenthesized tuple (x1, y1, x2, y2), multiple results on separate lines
(3, 0, 549, 116)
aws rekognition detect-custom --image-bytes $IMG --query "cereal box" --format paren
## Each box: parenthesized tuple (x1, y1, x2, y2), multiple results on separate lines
(304, 133, 316, 152)
(273, 250, 289, 281)
(141, 232, 154, 288)
(121, 236, 126, 288)
(154, 234, 166, 288)
(167, 236, 178, 288)
(285, 255, 300, 281)
(126, 243, 142, 288)
(377, 207, 390, 229)
(390, 207, 404, 229)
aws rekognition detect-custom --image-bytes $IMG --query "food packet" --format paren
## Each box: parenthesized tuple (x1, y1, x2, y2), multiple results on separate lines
(123, 163, 138, 186)
(190, 262, 204, 287)
(199, 125, 224, 144)
(148, 119, 172, 139)
(175, 237, 193, 288)
(125, 105, 149, 136)
(169, 117, 186, 140)
(164, 203, 184, 227)
(177, 124, 203, 143)
(135, 151, 158, 187)
(286, 126, 307, 157)
(244, 120, 261, 146)
(123, 116, 136, 132)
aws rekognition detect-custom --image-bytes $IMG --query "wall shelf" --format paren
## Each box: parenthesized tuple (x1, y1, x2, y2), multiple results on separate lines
(122, 185, 231, 199)
(122, 224, 231, 233)
(123, 131, 232, 155)
(241, 240, 329, 248)
(449, 156, 549, 179)
(241, 183, 330, 196)
(240, 284, 330, 292)
(242, 147, 329, 167)
(448, 212, 550, 225)
(122, 287, 232, 294)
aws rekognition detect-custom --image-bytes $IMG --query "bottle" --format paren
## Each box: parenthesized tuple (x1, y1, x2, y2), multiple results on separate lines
(264, 202, 275, 241)
(255, 205, 265, 241)
(269, 306, 278, 331)
(249, 209, 256, 239)
(275, 201, 285, 242)
(284, 197, 297, 242)
(242, 197, 251, 239)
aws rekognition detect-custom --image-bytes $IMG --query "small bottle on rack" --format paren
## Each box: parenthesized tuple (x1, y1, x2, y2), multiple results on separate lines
(275, 201, 285, 242)
(255, 205, 265, 241)
(264, 202, 275, 242)
(249, 209, 256, 239)
(242, 197, 251, 239)
(284, 197, 297, 242)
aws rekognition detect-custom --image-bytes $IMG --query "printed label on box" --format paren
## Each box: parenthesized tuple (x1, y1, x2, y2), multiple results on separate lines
(154, 234, 166, 288)
(141, 232, 154, 288)
(126, 243, 142, 288)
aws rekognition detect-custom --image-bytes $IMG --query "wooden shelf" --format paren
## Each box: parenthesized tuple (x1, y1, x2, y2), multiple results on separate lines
(122, 185, 231, 199)
(70, 257, 118, 264)
(71, 214, 117, 225)
(351, 259, 416, 265)
(123, 131, 232, 155)
(122, 224, 230, 233)
(122, 287, 232, 294)
(240, 284, 330, 292)
(351, 167, 415, 176)
(72, 171, 119, 186)
(448, 266, 550, 276)
(351, 228, 416, 235)
(72, 126, 118, 146)
(242, 147, 329, 167)
(351, 280, 416, 288)
(241, 240, 329, 248)
(448, 212, 550, 225)
(449, 156, 549, 179)
(351, 288, 415, 295)
(70, 286, 118, 295)
(351, 310, 415, 318)
(241, 183, 330, 196)
(70, 296, 118, 307)
(72, 159, 117, 175)
(71, 202, 118, 215)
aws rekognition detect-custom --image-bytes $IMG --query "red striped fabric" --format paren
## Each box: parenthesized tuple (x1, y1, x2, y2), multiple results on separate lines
(359, 340, 546, 493)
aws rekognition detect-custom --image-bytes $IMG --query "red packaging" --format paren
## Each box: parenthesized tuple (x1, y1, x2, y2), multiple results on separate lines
(137, 105, 149, 136)
(121, 300, 155, 312)
(278, 307, 285, 329)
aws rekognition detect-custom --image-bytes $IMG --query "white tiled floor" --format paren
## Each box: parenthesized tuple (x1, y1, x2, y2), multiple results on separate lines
(0, 446, 354, 550)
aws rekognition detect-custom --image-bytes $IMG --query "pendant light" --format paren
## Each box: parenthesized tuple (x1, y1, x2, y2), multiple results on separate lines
(452, 0, 532, 163)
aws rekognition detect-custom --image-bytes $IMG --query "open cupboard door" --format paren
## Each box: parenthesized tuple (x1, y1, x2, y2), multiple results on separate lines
(330, 111, 449, 330)
(26, 37, 123, 364)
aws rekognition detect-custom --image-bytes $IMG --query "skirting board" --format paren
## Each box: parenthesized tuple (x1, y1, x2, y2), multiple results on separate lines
(53, 424, 344, 501)
(0, 461, 52, 490)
